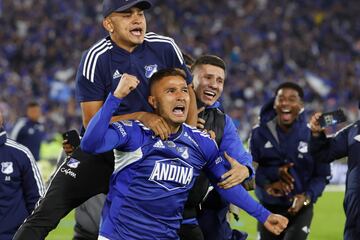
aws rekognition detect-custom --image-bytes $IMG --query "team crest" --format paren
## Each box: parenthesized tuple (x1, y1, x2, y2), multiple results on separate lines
(177, 147, 189, 159)
(298, 141, 308, 153)
(1, 162, 13, 174)
(144, 64, 158, 78)
(67, 158, 80, 169)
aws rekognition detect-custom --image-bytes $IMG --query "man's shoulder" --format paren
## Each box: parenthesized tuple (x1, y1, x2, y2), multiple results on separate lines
(144, 32, 182, 55)
(182, 124, 218, 148)
(3, 138, 32, 158)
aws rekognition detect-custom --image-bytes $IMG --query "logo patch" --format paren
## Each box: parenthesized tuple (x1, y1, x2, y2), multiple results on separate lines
(177, 147, 189, 159)
(264, 141, 273, 148)
(113, 69, 122, 79)
(298, 141, 308, 153)
(67, 158, 80, 169)
(153, 140, 165, 149)
(149, 158, 193, 191)
(1, 162, 13, 174)
(144, 64, 158, 78)
(165, 141, 176, 148)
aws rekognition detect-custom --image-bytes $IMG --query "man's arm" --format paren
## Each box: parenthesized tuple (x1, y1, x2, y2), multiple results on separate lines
(81, 76, 141, 153)
(20, 149, 45, 213)
(204, 153, 288, 235)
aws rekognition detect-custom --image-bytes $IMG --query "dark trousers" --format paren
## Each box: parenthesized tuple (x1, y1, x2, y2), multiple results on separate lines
(178, 224, 204, 240)
(13, 148, 114, 240)
(258, 204, 313, 240)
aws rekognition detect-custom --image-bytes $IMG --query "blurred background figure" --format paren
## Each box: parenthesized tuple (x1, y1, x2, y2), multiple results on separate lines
(0, 109, 45, 240)
(10, 102, 45, 161)
(309, 101, 360, 240)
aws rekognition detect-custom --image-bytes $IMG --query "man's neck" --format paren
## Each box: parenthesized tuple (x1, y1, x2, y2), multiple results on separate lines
(111, 35, 138, 53)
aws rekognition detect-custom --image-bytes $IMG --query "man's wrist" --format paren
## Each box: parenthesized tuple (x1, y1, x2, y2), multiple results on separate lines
(303, 193, 311, 206)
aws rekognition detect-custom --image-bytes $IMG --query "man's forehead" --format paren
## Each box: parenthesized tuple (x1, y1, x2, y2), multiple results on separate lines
(277, 88, 300, 97)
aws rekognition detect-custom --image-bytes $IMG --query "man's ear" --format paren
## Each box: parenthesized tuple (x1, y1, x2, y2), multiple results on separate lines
(102, 17, 114, 33)
(148, 96, 157, 109)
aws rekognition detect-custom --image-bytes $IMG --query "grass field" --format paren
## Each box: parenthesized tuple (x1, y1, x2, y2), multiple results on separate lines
(46, 189, 345, 240)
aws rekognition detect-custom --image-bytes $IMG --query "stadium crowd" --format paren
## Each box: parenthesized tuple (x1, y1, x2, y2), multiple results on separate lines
(1, 0, 359, 140)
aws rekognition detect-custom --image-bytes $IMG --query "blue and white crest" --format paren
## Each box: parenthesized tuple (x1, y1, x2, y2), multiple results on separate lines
(144, 64, 158, 78)
(176, 147, 189, 159)
(297, 141, 308, 153)
(1, 162, 13, 174)
(67, 158, 80, 169)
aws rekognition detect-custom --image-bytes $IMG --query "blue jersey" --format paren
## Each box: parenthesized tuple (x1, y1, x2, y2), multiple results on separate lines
(10, 118, 45, 161)
(81, 94, 270, 240)
(0, 129, 45, 240)
(76, 32, 192, 116)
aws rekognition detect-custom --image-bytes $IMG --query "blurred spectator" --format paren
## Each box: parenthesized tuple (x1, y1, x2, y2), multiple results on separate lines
(0, 109, 45, 240)
(10, 102, 45, 161)
(0, 0, 359, 141)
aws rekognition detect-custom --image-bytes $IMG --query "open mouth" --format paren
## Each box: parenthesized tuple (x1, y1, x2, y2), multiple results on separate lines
(280, 109, 292, 121)
(203, 90, 216, 99)
(172, 105, 185, 116)
(130, 27, 143, 36)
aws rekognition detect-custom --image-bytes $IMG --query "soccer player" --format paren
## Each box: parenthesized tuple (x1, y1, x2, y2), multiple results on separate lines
(0, 110, 45, 240)
(249, 82, 331, 240)
(81, 68, 289, 240)
(309, 102, 360, 240)
(180, 55, 253, 240)
(13, 0, 194, 239)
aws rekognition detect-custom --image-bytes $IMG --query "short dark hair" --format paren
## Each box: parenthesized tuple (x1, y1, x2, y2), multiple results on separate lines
(191, 55, 226, 72)
(27, 102, 40, 108)
(275, 82, 304, 100)
(149, 68, 187, 93)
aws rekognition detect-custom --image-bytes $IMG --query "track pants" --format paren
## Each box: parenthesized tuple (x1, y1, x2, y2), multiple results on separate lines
(12, 148, 114, 240)
(258, 204, 313, 240)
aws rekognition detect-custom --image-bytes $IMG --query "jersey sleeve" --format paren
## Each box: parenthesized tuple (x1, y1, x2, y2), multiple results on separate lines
(19, 148, 45, 212)
(75, 50, 108, 102)
(202, 140, 271, 223)
(219, 115, 254, 177)
(80, 94, 144, 154)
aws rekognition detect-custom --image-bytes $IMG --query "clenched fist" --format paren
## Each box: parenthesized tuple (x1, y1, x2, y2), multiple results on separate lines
(114, 73, 140, 99)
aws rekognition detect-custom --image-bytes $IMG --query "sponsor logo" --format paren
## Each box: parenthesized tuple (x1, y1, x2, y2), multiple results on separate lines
(144, 64, 158, 78)
(67, 158, 80, 169)
(112, 122, 127, 137)
(184, 132, 199, 147)
(153, 140, 165, 149)
(113, 69, 122, 79)
(264, 141, 273, 148)
(61, 168, 77, 178)
(1, 162, 13, 174)
(149, 158, 193, 191)
(298, 141, 308, 153)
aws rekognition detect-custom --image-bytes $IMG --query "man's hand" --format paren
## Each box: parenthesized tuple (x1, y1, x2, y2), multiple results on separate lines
(288, 194, 306, 215)
(263, 214, 288, 236)
(113, 74, 140, 99)
(265, 181, 292, 197)
(218, 152, 250, 189)
(278, 163, 295, 188)
(309, 112, 324, 137)
(138, 112, 171, 140)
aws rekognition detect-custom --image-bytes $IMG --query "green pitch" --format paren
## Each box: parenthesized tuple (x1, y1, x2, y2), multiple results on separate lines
(45, 190, 345, 240)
